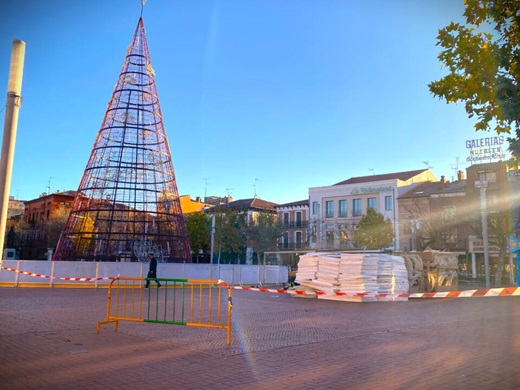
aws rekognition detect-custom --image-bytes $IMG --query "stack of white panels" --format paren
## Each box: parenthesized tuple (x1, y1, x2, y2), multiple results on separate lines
(294, 253, 410, 302)
(294, 252, 320, 284)
(376, 254, 394, 294)
(391, 255, 410, 294)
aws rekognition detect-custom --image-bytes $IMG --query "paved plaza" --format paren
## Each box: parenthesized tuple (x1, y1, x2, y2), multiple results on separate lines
(0, 285, 519, 390)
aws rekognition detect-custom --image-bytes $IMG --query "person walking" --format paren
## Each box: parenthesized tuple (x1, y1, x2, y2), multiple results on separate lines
(145, 253, 161, 288)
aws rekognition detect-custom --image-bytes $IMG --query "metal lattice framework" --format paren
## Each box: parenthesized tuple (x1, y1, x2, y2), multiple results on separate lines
(54, 18, 191, 263)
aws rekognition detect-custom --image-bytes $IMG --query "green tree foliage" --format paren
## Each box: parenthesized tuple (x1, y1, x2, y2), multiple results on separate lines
(43, 207, 69, 249)
(352, 208, 394, 249)
(213, 206, 248, 263)
(185, 212, 210, 256)
(488, 210, 512, 285)
(246, 213, 283, 261)
(428, 0, 520, 160)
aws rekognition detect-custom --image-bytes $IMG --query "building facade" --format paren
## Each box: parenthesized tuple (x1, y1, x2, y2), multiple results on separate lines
(275, 200, 309, 250)
(208, 197, 278, 264)
(308, 169, 437, 251)
(20, 191, 76, 259)
(398, 173, 471, 252)
(398, 162, 516, 280)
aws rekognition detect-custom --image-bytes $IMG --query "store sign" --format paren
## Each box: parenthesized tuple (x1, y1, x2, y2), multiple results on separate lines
(350, 186, 393, 195)
(468, 237, 500, 255)
(466, 136, 506, 163)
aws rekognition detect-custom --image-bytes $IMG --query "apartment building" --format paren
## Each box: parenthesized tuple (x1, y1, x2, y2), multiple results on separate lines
(275, 199, 309, 250)
(308, 169, 437, 251)
(21, 190, 76, 259)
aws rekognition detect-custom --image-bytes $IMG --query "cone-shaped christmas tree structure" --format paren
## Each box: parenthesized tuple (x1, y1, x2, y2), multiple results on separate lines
(54, 18, 191, 263)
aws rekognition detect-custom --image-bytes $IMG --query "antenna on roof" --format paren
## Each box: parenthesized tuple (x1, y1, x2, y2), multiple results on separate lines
(46, 177, 55, 195)
(450, 156, 468, 181)
(225, 188, 233, 197)
(203, 178, 210, 200)
(252, 178, 259, 198)
(368, 168, 375, 175)
(423, 161, 433, 169)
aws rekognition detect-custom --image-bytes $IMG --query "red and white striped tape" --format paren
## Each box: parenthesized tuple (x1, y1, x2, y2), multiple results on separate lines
(229, 285, 520, 299)
(1, 266, 114, 282)
(3, 269, 518, 297)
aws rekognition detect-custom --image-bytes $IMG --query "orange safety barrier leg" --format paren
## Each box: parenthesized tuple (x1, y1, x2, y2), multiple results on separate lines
(96, 319, 119, 333)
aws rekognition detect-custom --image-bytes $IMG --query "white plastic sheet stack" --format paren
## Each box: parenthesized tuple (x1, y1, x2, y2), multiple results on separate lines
(294, 253, 410, 302)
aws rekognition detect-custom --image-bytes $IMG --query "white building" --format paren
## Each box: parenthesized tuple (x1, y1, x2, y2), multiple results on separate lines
(308, 169, 437, 251)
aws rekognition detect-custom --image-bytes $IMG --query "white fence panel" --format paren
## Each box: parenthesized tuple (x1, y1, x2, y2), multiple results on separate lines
(264, 265, 289, 284)
(52, 261, 98, 286)
(0, 260, 22, 283)
(0, 260, 289, 287)
(17, 261, 52, 285)
(217, 265, 235, 285)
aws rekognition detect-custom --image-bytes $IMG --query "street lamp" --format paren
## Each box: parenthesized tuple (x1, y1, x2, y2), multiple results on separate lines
(475, 180, 491, 288)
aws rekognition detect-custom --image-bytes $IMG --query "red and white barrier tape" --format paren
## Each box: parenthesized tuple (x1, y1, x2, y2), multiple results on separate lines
(3, 270, 518, 297)
(230, 285, 520, 299)
(1, 266, 114, 282)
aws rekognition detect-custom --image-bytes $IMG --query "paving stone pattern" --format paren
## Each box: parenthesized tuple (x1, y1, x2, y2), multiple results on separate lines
(0, 287, 519, 389)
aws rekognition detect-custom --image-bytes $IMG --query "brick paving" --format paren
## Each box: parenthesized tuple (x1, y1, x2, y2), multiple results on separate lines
(0, 286, 519, 389)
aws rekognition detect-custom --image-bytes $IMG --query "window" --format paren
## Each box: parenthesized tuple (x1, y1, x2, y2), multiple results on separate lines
(478, 170, 496, 183)
(295, 231, 302, 248)
(442, 206, 456, 220)
(282, 232, 289, 249)
(353, 198, 361, 216)
(296, 211, 302, 227)
(441, 229, 457, 243)
(385, 195, 392, 211)
(325, 200, 334, 218)
(326, 231, 334, 246)
(312, 201, 319, 215)
(339, 199, 347, 217)
(283, 213, 289, 227)
(367, 197, 376, 211)
(340, 230, 349, 247)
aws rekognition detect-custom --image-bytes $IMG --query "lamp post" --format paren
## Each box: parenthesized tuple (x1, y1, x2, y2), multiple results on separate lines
(0, 40, 25, 261)
(475, 180, 491, 288)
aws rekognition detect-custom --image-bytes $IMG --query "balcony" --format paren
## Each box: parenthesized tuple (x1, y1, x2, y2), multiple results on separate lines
(281, 221, 309, 229)
(278, 242, 306, 251)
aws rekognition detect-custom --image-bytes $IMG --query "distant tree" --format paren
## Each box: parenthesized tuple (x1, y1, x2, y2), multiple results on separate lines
(43, 207, 69, 249)
(488, 209, 512, 286)
(352, 208, 394, 249)
(185, 212, 210, 258)
(428, 0, 520, 162)
(213, 206, 247, 263)
(246, 213, 283, 262)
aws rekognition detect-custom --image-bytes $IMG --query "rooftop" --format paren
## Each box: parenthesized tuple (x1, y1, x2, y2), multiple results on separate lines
(334, 169, 430, 186)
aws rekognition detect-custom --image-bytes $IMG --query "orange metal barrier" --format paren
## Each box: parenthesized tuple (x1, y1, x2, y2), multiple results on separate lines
(96, 277, 233, 344)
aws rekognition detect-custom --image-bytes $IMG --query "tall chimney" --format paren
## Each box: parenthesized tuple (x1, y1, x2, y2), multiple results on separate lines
(457, 170, 465, 181)
(440, 175, 446, 189)
(0, 40, 25, 261)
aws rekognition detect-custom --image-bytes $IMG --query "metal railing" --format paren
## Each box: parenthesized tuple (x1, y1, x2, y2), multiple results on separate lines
(281, 221, 309, 228)
(96, 276, 233, 344)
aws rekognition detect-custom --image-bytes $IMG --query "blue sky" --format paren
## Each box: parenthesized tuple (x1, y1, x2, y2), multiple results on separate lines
(0, 0, 499, 204)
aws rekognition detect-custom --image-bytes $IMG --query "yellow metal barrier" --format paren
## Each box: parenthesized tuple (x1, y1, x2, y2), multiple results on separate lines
(96, 277, 233, 344)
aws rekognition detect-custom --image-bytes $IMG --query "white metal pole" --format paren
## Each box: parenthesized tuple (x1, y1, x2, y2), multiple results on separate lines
(0, 40, 25, 262)
(471, 252, 477, 279)
(480, 187, 491, 288)
(209, 213, 215, 280)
